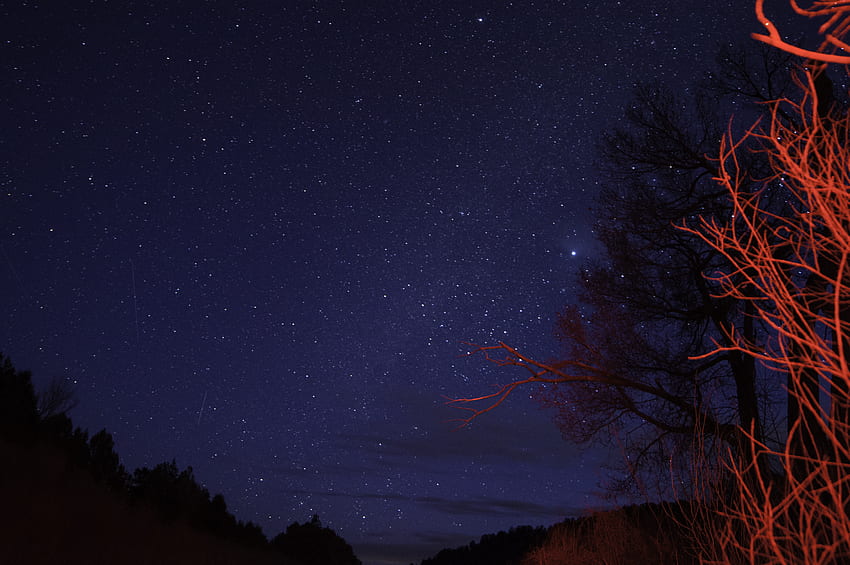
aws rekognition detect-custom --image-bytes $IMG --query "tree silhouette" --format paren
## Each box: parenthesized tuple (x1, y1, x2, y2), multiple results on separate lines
(130, 460, 213, 523)
(88, 429, 128, 491)
(127, 459, 269, 547)
(271, 514, 362, 565)
(0, 353, 39, 442)
(36, 374, 78, 420)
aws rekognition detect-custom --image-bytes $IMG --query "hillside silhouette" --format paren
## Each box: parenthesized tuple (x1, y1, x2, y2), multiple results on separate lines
(0, 353, 360, 565)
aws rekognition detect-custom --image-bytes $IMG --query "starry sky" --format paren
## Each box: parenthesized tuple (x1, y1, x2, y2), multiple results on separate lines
(0, 2, 814, 564)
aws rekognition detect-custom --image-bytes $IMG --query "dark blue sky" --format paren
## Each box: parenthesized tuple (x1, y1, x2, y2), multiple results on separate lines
(0, 2, 811, 564)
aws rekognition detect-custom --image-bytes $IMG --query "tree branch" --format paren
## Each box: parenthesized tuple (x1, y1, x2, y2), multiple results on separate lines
(752, 0, 850, 63)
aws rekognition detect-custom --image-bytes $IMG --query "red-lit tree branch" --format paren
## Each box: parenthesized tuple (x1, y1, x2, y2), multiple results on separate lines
(683, 69, 850, 381)
(448, 341, 708, 430)
(680, 56, 850, 564)
(753, 0, 850, 63)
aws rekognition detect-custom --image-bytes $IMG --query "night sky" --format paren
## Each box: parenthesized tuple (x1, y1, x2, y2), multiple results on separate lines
(0, 2, 812, 564)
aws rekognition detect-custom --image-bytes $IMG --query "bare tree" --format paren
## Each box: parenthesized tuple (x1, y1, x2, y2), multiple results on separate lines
(37, 375, 79, 419)
(682, 56, 850, 565)
(450, 46, 802, 496)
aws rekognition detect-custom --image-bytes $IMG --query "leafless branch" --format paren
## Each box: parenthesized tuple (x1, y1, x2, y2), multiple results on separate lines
(753, 0, 850, 63)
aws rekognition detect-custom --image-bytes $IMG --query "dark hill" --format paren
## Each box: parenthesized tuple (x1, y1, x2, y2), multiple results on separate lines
(0, 437, 293, 565)
(0, 352, 360, 565)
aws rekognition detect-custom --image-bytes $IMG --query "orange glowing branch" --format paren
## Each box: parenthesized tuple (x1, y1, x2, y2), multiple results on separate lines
(446, 341, 612, 427)
(682, 70, 850, 383)
(447, 341, 715, 432)
(681, 50, 850, 562)
(753, 0, 850, 63)
(754, 0, 850, 62)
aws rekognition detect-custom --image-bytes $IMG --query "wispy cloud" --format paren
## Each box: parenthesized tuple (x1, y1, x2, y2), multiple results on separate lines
(280, 488, 582, 520)
(338, 386, 584, 466)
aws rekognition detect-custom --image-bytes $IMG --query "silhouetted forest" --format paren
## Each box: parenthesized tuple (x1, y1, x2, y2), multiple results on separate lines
(0, 353, 361, 565)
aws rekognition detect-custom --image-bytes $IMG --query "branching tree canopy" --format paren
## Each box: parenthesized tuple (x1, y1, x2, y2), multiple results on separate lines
(450, 39, 844, 494)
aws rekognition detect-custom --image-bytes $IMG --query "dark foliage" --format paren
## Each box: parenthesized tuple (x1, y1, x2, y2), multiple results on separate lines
(419, 524, 549, 565)
(128, 459, 268, 546)
(272, 514, 362, 565)
(0, 353, 39, 441)
(88, 428, 129, 491)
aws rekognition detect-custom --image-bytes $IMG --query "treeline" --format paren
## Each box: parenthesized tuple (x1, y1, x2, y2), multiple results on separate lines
(0, 353, 360, 565)
(418, 502, 701, 565)
(419, 525, 549, 565)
